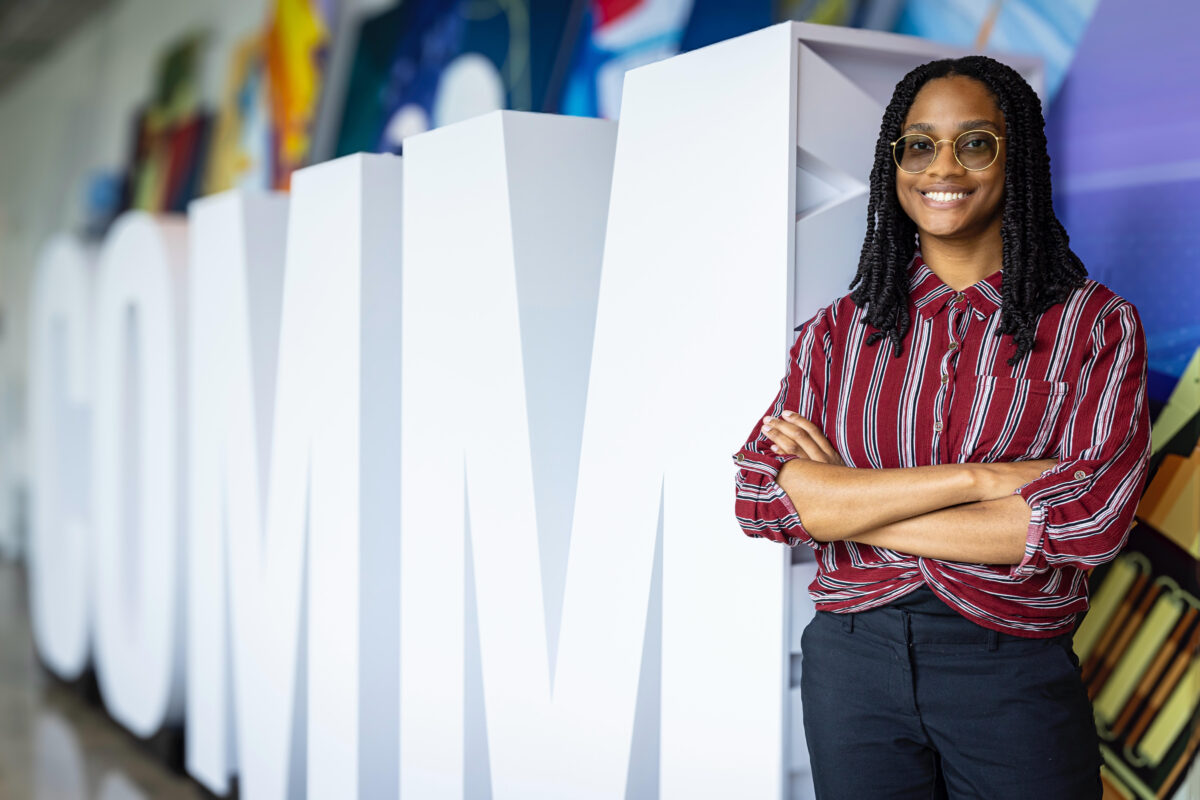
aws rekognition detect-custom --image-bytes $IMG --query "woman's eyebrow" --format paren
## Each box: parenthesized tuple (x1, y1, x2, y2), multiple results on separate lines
(902, 119, 1002, 134)
(959, 119, 1001, 131)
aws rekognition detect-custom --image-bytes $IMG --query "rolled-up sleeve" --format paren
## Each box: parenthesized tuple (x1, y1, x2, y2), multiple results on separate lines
(733, 308, 831, 551)
(1009, 301, 1152, 577)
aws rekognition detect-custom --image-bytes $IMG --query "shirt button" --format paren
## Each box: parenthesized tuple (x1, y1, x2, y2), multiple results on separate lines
(933, 421, 943, 432)
(940, 374, 949, 385)
(1073, 469, 1086, 480)
(953, 292, 965, 302)
(736, 454, 745, 462)
(948, 341, 959, 351)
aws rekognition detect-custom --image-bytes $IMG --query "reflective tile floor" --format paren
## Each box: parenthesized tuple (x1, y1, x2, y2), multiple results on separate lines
(0, 560, 207, 799)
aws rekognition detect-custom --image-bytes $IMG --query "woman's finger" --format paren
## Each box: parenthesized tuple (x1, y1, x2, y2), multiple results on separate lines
(764, 416, 826, 461)
(763, 417, 825, 461)
(761, 424, 807, 456)
(781, 411, 845, 466)
(761, 420, 806, 456)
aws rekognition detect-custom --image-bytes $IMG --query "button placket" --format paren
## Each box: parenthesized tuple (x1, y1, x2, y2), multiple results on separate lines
(935, 305, 966, 458)
(934, 348, 954, 440)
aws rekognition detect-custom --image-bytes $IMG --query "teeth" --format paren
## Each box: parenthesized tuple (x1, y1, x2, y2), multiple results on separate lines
(924, 191, 968, 202)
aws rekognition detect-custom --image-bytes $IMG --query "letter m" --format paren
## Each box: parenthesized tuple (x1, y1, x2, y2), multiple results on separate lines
(400, 46, 793, 797)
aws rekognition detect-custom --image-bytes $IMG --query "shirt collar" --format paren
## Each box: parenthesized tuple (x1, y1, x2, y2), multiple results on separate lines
(908, 253, 1003, 321)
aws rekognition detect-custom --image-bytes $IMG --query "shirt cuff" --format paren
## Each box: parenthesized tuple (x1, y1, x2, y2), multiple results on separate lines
(733, 454, 822, 551)
(1009, 497, 1050, 577)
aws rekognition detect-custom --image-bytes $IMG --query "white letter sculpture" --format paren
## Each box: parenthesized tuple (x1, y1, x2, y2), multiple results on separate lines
(187, 153, 404, 799)
(28, 235, 95, 681)
(91, 212, 189, 736)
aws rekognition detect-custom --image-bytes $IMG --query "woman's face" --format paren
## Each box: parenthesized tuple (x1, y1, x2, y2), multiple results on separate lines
(894, 75, 1007, 246)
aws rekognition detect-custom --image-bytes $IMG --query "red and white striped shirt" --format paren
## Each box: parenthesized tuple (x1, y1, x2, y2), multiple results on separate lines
(733, 255, 1151, 637)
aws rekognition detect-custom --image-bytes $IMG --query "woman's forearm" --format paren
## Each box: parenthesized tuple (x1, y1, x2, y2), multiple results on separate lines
(845, 494, 1031, 564)
(760, 411, 1053, 543)
(775, 459, 986, 540)
(774, 459, 1030, 541)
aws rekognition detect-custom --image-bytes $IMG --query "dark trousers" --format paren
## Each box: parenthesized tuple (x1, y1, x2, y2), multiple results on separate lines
(799, 585, 1102, 800)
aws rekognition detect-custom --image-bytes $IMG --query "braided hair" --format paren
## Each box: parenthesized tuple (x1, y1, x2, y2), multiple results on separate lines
(848, 55, 1086, 366)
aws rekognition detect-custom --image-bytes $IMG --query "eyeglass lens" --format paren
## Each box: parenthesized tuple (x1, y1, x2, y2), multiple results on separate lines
(894, 132, 999, 172)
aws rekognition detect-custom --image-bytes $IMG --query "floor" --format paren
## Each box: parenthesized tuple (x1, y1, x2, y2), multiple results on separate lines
(0, 560, 208, 800)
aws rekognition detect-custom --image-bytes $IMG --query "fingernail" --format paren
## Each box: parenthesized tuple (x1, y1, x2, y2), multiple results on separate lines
(770, 445, 780, 453)
(762, 416, 773, 424)
(782, 411, 794, 418)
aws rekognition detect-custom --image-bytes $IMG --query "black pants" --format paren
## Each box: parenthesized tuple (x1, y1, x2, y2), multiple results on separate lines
(799, 585, 1102, 799)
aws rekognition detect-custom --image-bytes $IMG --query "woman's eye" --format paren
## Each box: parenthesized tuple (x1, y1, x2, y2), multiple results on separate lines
(908, 140, 931, 151)
(960, 136, 989, 149)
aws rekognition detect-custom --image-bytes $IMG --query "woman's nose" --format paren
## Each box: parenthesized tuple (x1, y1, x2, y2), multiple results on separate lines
(927, 139, 965, 175)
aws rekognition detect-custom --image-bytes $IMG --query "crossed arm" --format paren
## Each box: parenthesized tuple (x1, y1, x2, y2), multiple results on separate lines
(761, 411, 1055, 565)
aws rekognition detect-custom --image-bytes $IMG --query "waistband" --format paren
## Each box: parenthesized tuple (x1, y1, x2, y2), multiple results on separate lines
(818, 584, 1072, 647)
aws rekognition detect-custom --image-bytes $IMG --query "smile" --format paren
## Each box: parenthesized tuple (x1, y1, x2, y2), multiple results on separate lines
(921, 190, 973, 203)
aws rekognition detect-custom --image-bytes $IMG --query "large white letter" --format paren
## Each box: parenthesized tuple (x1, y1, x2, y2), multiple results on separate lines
(399, 105, 789, 800)
(398, 76, 789, 798)
(188, 153, 404, 799)
(28, 235, 94, 680)
(91, 212, 188, 736)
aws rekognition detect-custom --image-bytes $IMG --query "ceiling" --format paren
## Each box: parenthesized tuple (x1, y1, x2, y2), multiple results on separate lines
(0, 0, 115, 96)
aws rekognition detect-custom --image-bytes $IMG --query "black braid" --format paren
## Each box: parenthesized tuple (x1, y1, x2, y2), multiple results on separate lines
(848, 55, 1086, 366)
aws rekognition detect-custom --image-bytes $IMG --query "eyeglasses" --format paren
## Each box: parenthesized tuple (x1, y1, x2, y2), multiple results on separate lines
(891, 130, 1005, 173)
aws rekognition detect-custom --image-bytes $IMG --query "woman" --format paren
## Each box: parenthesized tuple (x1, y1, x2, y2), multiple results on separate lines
(732, 55, 1150, 799)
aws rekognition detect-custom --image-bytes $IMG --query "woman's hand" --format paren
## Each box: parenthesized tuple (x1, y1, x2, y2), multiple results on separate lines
(761, 411, 845, 467)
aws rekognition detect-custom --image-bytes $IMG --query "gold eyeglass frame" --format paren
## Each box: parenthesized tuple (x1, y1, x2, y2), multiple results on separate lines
(890, 129, 1006, 174)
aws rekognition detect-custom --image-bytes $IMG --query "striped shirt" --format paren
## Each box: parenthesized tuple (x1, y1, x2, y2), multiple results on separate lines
(733, 255, 1151, 638)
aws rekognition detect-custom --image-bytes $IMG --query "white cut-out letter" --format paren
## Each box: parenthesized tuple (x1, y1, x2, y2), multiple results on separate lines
(91, 212, 189, 736)
(28, 235, 95, 680)
(188, 153, 404, 800)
